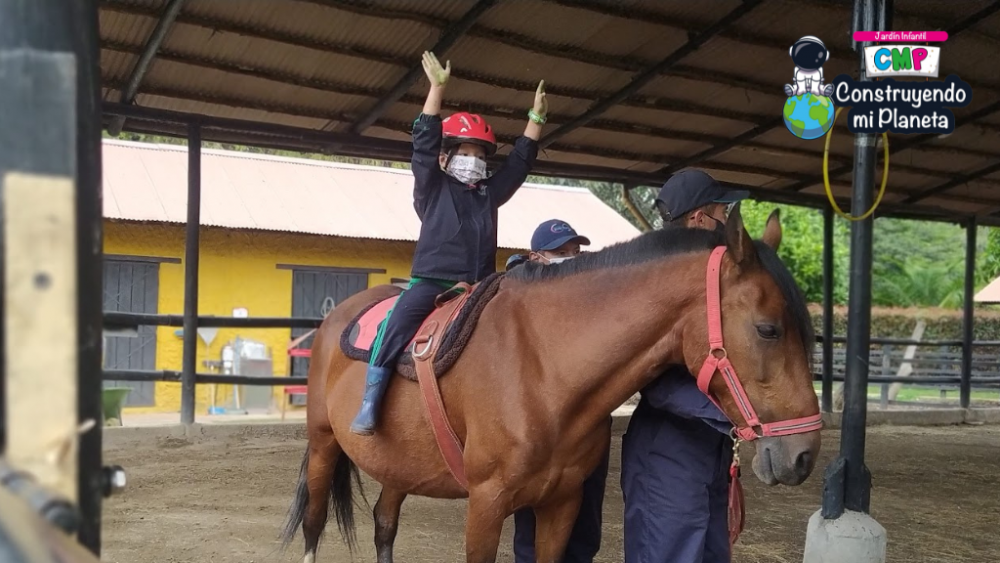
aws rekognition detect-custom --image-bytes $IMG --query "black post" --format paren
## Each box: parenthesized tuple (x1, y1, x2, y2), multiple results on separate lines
(180, 123, 202, 425)
(821, 0, 888, 520)
(961, 218, 977, 409)
(0, 0, 104, 554)
(822, 205, 835, 413)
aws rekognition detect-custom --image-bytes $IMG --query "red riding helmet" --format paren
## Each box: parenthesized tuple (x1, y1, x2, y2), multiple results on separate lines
(441, 112, 497, 156)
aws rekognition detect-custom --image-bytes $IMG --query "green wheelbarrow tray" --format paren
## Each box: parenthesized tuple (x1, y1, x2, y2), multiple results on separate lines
(102, 387, 132, 427)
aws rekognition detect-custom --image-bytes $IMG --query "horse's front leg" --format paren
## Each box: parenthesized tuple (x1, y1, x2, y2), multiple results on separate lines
(532, 489, 584, 563)
(465, 480, 510, 563)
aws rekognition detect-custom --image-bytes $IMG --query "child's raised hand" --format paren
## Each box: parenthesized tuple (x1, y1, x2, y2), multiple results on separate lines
(532, 80, 548, 118)
(422, 51, 451, 88)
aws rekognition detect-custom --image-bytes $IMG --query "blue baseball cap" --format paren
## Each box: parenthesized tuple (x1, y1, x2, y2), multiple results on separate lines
(655, 169, 749, 221)
(505, 254, 527, 270)
(530, 219, 591, 252)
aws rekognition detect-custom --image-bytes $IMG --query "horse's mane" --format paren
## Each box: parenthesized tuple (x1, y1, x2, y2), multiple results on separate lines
(507, 226, 725, 282)
(506, 226, 815, 357)
(753, 240, 816, 359)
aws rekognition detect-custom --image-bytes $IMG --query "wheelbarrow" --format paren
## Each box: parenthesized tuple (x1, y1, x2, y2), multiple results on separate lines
(102, 387, 132, 427)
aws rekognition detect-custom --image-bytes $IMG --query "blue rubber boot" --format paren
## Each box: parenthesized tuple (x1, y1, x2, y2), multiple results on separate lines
(350, 365, 393, 435)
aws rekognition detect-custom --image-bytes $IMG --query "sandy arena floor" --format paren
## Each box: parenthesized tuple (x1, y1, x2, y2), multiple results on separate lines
(101, 424, 1000, 563)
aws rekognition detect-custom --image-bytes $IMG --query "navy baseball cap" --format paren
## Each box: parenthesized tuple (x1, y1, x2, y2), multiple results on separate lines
(655, 170, 749, 221)
(530, 219, 591, 252)
(505, 254, 527, 270)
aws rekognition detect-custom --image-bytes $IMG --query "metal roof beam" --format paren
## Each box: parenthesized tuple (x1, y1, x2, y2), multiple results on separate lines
(544, 0, 860, 59)
(656, 117, 785, 177)
(106, 0, 185, 136)
(101, 102, 997, 226)
(301, 0, 810, 96)
(99, 43, 1000, 189)
(102, 2, 774, 125)
(784, 98, 1000, 193)
(346, 0, 498, 135)
(539, 0, 763, 149)
(99, 39, 771, 125)
(106, 80, 842, 183)
(902, 161, 1000, 204)
(104, 0, 1000, 113)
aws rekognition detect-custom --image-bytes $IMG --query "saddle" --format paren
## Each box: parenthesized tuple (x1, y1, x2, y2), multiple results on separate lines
(339, 272, 505, 489)
(339, 272, 504, 381)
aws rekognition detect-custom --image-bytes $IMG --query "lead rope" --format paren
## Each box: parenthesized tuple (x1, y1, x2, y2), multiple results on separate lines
(728, 435, 746, 549)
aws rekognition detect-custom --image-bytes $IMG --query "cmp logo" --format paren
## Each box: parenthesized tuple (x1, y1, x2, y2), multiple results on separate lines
(832, 30, 972, 135)
(550, 222, 572, 234)
(865, 44, 940, 78)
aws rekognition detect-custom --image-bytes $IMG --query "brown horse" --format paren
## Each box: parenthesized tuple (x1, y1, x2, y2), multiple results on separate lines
(280, 205, 821, 563)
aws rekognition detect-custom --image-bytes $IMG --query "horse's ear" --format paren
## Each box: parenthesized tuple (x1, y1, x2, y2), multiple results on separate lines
(762, 208, 782, 251)
(725, 202, 758, 267)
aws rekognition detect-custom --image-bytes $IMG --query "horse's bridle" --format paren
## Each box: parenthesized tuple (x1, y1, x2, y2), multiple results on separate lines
(696, 246, 824, 442)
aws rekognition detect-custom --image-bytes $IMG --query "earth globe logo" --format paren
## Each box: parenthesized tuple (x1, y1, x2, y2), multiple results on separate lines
(783, 93, 835, 140)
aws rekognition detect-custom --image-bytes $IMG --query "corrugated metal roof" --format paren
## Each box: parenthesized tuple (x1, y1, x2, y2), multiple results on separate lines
(96, 0, 1000, 224)
(101, 139, 641, 250)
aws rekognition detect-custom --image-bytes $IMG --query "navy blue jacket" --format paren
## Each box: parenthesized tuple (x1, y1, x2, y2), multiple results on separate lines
(409, 113, 539, 284)
(639, 366, 733, 434)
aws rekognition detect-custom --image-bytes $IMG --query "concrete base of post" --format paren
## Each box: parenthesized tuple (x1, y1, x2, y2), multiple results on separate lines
(803, 508, 887, 563)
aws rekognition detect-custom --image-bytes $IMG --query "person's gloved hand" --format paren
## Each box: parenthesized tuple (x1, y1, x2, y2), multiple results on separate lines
(422, 51, 450, 88)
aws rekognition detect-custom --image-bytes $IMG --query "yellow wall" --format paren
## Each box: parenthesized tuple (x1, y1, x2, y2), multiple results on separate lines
(103, 220, 520, 414)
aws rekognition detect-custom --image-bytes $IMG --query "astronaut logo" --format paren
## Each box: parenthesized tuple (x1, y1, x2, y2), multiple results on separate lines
(782, 35, 836, 140)
(785, 36, 834, 97)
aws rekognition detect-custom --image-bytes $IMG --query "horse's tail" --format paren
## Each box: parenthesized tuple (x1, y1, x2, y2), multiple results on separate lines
(329, 449, 365, 552)
(279, 450, 310, 550)
(279, 446, 366, 554)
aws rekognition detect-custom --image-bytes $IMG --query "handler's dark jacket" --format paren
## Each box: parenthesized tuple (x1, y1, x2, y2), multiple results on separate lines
(409, 113, 538, 284)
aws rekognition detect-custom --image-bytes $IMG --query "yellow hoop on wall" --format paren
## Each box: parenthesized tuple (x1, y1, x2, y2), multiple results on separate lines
(823, 106, 890, 221)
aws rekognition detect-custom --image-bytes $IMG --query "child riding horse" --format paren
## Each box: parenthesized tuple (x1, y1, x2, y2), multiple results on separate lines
(350, 51, 548, 435)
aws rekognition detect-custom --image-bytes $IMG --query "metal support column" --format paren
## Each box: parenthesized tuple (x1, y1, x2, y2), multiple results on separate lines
(0, 0, 103, 554)
(180, 123, 202, 425)
(961, 218, 977, 409)
(820, 0, 889, 521)
(822, 205, 835, 413)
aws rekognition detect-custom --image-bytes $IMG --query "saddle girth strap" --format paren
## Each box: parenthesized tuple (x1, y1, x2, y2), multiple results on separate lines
(412, 284, 473, 490)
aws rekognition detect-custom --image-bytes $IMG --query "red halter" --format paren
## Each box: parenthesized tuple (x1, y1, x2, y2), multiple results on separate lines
(696, 246, 824, 442)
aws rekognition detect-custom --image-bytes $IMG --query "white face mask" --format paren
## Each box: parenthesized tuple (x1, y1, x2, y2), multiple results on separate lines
(544, 255, 573, 265)
(446, 155, 488, 185)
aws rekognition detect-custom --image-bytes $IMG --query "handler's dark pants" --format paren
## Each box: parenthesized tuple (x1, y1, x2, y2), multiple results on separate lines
(621, 401, 733, 563)
(369, 278, 454, 368)
(512, 428, 611, 563)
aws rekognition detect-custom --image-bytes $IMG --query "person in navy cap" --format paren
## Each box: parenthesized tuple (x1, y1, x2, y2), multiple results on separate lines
(620, 169, 749, 563)
(508, 219, 608, 563)
(505, 218, 592, 271)
(653, 168, 749, 231)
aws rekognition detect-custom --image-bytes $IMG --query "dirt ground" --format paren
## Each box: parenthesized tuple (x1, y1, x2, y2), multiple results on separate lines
(101, 424, 1000, 563)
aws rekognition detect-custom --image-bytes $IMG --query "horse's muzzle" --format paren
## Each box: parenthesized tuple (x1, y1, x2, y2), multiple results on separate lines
(751, 431, 821, 486)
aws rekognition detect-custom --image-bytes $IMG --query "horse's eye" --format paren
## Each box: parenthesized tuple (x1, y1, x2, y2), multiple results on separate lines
(756, 324, 780, 340)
